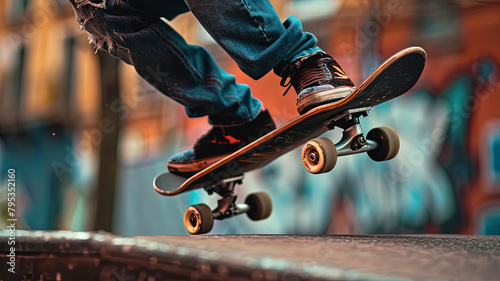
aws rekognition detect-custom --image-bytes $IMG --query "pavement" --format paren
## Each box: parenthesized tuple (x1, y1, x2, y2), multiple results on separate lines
(1, 230, 499, 280)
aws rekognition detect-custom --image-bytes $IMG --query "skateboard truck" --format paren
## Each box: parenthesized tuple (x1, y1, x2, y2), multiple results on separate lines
(183, 175, 272, 234)
(302, 106, 400, 174)
(206, 175, 250, 220)
(328, 107, 379, 156)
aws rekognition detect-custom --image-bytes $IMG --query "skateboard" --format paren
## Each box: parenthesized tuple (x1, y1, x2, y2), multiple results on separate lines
(154, 47, 426, 234)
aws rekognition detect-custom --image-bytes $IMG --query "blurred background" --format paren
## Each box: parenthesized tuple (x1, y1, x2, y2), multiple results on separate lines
(1, 0, 500, 235)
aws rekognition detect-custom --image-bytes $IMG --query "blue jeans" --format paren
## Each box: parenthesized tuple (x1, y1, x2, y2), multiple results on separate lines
(69, 0, 322, 125)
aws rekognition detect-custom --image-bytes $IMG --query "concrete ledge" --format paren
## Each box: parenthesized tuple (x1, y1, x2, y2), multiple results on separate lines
(1, 230, 499, 280)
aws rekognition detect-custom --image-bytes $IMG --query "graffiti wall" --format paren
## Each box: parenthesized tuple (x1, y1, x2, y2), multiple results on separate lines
(1, 0, 499, 235)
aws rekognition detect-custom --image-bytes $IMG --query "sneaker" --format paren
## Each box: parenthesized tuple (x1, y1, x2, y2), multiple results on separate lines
(280, 52, 356, 114)
(168, 109, 276, 176)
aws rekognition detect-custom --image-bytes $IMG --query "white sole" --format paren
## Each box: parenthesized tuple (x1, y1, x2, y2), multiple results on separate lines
(297, 87, 355, 114)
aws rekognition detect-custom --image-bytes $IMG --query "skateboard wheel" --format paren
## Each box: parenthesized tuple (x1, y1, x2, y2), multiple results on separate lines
(245, 192, 272, 221)
(302, 138, 337, 174)
(183, 204, 214, 235)
(366, 126, 400, 161)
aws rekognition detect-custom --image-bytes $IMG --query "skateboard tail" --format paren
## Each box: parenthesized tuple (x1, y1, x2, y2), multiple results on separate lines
(322, 46, 426, 112)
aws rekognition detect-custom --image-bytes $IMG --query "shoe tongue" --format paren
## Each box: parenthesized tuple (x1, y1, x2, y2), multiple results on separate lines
(302, 54, 335, 71)
(322, 56, 334, 63)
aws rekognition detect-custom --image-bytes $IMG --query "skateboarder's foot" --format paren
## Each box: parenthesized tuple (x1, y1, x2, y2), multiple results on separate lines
(280, 52, 356, 114)
(168, 109, 276, 176)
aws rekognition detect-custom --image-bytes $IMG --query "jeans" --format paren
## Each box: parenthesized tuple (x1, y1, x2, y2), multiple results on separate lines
(69, 0, 322, 125)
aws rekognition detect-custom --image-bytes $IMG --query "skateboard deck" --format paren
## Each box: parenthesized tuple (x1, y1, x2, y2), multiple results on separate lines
(155, 47, 426, 197)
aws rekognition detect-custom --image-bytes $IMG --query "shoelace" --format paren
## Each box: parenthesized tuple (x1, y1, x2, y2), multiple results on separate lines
(280, 57, 332, 96)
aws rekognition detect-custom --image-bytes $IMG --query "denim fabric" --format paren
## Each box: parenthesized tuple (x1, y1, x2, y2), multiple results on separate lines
(69, 0, 322, 125)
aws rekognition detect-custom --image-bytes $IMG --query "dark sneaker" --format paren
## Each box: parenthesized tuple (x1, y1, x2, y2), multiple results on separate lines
(168, 109, 276, 176)
(280, 52, 356, 114)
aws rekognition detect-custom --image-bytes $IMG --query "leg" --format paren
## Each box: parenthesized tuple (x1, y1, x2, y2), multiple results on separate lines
(69, 0, 354, 175)
(184, 0, 355, 113)
(184, 0, 323, 79)
(69, 0, 262, 125)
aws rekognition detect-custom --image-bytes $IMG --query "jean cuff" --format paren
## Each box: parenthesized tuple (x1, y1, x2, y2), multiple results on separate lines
(273, 46, 324, 77)
(290, 46, 324, 63)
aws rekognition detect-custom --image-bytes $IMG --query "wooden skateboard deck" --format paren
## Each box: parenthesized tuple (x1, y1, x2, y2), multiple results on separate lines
(154, 47, 426, 197)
